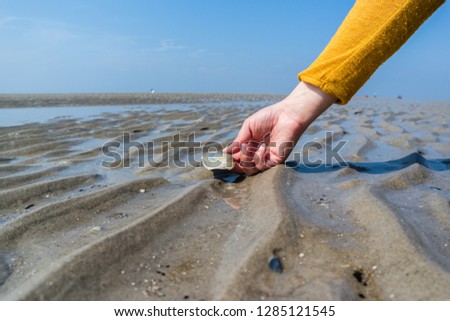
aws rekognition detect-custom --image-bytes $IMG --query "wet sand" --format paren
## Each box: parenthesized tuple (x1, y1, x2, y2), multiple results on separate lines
(0, 94, 449, 300)
(0, 93, 284, 108)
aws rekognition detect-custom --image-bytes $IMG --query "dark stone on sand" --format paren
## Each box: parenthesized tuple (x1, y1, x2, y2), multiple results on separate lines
(268, 256, 283, 273)
(352, 269, 368, 286)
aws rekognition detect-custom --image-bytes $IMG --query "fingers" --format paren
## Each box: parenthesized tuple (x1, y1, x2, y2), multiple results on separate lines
(240, 143, 259, 176)
(227, 143, 253, 175)
(223, 117, 279, 175)
(254, 143, 267, 172)
(255, 145, 279, 173)
(231, 161, 245, 174)
(226, 140, 280, 176)
(241, 142, 280, 176)
(223, 141, 240, 155)
(224, 138, 283, 176)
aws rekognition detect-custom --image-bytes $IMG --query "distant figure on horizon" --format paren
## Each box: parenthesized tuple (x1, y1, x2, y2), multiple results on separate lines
(225, 0, 445, 176)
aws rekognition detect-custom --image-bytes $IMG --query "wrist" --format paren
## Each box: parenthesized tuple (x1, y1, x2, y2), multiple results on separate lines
(280, 81, 336, 128)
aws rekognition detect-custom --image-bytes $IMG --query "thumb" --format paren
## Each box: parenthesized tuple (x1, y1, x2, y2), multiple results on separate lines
(234, 119, 252, 144)
(224, 120, 252, 154)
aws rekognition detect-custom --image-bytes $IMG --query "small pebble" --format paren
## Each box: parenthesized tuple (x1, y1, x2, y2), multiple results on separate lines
(299, 253, 305, 258)
(139, 189, 146, 193)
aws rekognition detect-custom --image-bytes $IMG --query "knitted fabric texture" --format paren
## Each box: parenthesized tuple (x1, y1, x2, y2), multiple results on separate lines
(298, 0, 445, 104)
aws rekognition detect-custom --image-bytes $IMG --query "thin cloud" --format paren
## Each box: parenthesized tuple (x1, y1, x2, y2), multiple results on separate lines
(189, 49, 206, 58)
(157, 39, 186, 51)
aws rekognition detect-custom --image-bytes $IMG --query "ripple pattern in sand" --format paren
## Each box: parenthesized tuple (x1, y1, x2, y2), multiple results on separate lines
(0, 96, 449, 300)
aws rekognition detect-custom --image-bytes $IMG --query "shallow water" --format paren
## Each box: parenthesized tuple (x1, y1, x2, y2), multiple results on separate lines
(287, 152, 450, 174)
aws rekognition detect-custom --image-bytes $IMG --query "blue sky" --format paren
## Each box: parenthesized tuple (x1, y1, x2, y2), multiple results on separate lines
(0, 0, 449, 100)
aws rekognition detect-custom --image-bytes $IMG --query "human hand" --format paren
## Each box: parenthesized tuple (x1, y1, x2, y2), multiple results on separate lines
(224, 82, 336, 175)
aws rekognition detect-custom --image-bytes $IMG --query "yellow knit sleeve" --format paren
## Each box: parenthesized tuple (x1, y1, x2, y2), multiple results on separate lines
(298, 0, 445, 105)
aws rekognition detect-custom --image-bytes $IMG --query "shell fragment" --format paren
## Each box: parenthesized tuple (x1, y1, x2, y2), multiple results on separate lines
(202, 152, 234, 170)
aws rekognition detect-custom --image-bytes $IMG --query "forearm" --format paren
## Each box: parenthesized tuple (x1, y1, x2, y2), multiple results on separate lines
(299, 0, 445, 104)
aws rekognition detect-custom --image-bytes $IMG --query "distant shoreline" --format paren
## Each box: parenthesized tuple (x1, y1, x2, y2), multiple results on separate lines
(0, 92, 286, 108)
(1, 93, 445, 109)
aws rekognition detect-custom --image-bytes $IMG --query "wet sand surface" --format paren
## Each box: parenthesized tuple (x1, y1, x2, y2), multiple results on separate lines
(0, 94, 449, 300)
